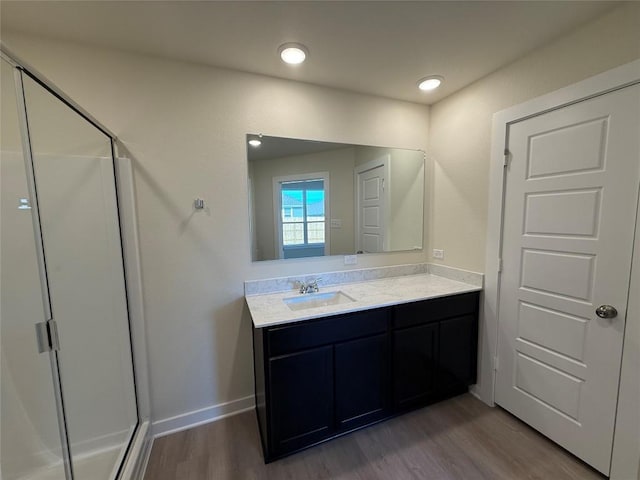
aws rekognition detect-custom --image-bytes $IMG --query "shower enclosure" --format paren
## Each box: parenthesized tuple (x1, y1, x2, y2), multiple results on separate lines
(1, 48, 149, 480)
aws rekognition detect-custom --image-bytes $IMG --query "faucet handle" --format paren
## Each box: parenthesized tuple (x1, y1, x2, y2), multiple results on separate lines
(298, 278, 320, 293)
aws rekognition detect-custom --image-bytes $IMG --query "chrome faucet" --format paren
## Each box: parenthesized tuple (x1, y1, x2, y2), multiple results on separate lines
(299, 279, 319, 294)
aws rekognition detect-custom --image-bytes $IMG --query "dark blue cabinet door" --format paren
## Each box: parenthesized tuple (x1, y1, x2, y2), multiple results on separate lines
(393, 323, 438, 409)
(438, 314, 477, 392)
(269, 346, 333, 454)
(335, 333, 389, 431)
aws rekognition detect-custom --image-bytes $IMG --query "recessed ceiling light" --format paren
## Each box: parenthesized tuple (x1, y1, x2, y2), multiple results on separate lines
(278, 43, 308, 65)
(248, 138, 262, 147)
(417, 76, 444, 91)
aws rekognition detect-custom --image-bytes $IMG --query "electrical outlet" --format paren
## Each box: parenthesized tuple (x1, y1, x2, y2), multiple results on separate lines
(432, 249, 444, 260)
(344, 255, 357, 265)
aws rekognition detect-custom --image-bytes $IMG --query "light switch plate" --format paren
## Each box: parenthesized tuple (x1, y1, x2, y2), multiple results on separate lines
(344, 255, 357, 265)
(330, 219, 342, 228)
(432, 249, 444, 260)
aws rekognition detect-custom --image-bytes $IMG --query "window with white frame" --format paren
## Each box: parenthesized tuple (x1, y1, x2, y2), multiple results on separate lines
(280, 178, 326, 246)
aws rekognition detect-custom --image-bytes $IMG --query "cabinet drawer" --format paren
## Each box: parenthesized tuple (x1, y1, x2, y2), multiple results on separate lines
(267, 308, 389, 357)
(393, 292, 479, 329)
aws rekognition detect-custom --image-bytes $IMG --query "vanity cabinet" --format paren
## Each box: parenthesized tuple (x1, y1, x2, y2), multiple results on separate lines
(392, 292, 479, 410)
(252, 291, 479, 462)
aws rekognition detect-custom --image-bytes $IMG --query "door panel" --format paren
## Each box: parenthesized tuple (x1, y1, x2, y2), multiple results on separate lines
(520, 249, 594, 300)
(357, 162, 386, 253)
(496, 84, 640, 474)
(517, 302, 587, 361)
(514, 352, 582, 420)
(526, 116, 607, 178)
(523, 189, 600, 236)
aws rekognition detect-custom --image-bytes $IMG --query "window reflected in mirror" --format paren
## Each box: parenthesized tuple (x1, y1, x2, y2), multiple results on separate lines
(278, 174, 327, 259)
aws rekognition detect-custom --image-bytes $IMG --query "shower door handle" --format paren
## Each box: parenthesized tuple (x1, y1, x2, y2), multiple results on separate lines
(35, 319, 60, 353)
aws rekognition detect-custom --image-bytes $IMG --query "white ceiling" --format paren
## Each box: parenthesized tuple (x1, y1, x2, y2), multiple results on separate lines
(0, 1, 620, 105)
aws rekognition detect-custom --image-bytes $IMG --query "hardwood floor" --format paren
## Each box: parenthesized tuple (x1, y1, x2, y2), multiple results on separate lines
(144, 394, 604, 480)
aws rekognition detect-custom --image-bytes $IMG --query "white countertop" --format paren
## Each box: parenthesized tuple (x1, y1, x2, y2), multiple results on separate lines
(246, 273, 481, 328)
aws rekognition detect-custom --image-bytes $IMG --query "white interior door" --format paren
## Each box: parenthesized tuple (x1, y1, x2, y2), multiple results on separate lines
(356, 160, 387, 253)
(495, 84, 640, 475)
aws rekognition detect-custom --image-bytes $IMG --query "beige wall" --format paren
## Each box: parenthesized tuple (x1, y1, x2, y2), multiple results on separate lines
(250, 147, 356, 260)
(428, 2, 640, 272)
(1, 32, 429, 426)
(388, 149, 424, 252)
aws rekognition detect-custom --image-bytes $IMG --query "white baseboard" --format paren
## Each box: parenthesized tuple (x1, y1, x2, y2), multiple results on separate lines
(151, 395, 255, 438)
(469, 385, 493, 407)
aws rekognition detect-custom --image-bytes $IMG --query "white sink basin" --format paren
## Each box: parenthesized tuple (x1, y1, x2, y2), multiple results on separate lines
(283, 291, 356, 311)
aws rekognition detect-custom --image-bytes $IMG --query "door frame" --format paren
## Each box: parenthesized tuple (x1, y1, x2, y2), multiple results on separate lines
(483, 59, 640, 479)
(354, 155, 391, 253)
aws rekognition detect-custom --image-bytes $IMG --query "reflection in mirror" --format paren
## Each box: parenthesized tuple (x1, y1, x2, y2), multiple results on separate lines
(247, 135, 425, 262)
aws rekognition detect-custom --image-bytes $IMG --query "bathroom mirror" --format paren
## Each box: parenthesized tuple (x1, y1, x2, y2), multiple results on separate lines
(247, 134, 425, 262)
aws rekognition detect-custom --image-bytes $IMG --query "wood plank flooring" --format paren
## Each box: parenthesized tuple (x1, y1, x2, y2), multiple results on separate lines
(144, 394, 604, 480)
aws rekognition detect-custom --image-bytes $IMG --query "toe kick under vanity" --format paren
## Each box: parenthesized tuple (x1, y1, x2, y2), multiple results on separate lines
(245, 264, 483, 462)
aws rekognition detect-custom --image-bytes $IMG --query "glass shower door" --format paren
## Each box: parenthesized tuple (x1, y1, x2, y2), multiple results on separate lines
(19, 73, 138, 479)
(1, 57, 67, 480)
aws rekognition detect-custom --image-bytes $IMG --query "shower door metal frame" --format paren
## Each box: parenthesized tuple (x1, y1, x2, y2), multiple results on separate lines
(1, 45, 141, 480)
(6, 54, 75, 480)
